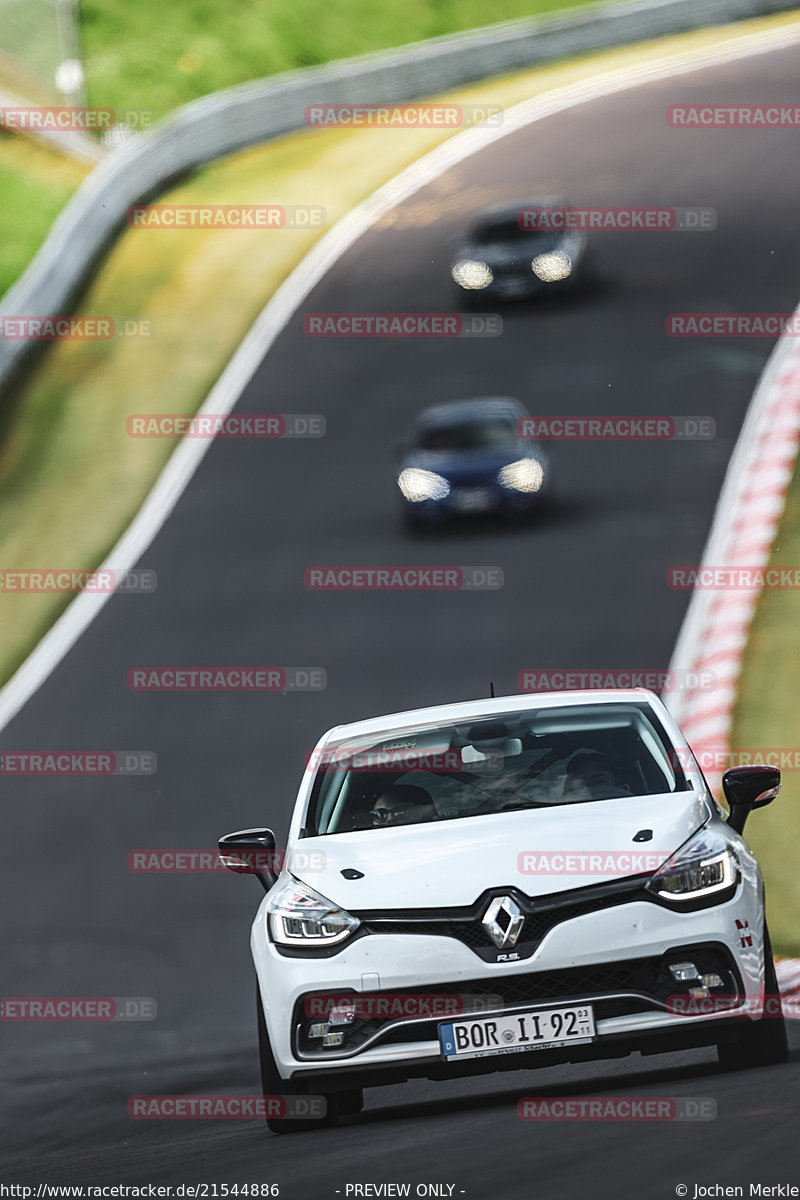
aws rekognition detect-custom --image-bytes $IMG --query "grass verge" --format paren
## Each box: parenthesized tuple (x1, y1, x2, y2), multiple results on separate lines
(0, 132, 90, 298)
(79, 0, 606, 119)
(0, 0, 604, 295)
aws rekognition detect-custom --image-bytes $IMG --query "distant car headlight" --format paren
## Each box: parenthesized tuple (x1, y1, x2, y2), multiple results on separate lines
(398, 467, 451, 502)
(497, 459, 544, 493)
(267, 878, 360, 947)
(646, 829, 740, 908)
(531, 251, 572, 282)
(451, 260, 493, 290)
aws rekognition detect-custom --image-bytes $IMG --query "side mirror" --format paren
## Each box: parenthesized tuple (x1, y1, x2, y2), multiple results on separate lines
(218, 828, 278, 891)
(722, 766, 780, 834)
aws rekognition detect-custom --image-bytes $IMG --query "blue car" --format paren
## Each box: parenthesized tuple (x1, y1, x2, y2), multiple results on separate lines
(396, 397, 550, 528)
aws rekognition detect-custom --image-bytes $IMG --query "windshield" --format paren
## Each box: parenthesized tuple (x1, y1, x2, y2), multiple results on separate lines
(473, 221, 554, 245)
(305, 703, 688, 835)
(416, 418, 519, 452)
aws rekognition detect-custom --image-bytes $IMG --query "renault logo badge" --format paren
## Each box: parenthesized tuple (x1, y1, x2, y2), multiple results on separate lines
(482, 895, 524, 949)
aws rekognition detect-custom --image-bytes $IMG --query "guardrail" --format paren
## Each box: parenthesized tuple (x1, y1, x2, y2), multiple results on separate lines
(1, 0, 797, 385)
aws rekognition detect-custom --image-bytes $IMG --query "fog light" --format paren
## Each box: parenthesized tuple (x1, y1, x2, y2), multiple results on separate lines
(329, 1004, 355, 1026)
(322, 1031, 344, 1047)
(308, 1023, 328, 1038)
(701, 973, 724, 989)
(669, 962, 700, 982)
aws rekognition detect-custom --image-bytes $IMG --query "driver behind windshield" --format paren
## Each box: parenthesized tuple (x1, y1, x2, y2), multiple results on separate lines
(370, 784, 437, 827)
(561, 752, 631, 802)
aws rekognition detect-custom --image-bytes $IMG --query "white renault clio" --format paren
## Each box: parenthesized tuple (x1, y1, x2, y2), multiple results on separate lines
(219, 689, 787, 1133)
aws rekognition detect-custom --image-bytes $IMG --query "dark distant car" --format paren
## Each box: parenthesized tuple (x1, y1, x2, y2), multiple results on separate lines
(451, 200, 588, 302)
(396, 397, 549, 527)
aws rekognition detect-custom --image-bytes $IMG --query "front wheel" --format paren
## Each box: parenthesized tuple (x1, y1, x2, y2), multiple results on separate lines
(716, 924, 789, 1070)
(257, 985, 361, 1133)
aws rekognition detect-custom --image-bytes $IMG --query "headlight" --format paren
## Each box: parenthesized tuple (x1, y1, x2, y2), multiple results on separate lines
(497, 459, 544, 493)
(398, 467, 451, 502)
(646, 829, 740, 907)
(267, 878, 360, 947)
(451, 260, 493, 290)
(531, 251, 572, 282)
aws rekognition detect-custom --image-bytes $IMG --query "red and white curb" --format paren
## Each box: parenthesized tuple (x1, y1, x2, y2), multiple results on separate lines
(665, 315, 800, 999)
(665, 303, 800, 789)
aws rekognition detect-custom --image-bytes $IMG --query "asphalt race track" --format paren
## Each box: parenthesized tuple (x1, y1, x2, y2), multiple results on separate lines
(3, 40, 800, 1197)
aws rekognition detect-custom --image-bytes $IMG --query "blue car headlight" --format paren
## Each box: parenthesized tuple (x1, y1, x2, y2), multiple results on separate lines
(398, 468, 451, 502)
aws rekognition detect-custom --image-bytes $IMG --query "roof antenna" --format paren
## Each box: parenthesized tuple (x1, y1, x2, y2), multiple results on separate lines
(489, 681, 495, 698)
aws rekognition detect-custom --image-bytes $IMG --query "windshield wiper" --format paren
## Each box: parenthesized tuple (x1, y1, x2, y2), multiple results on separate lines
(498, 800, 546, 811)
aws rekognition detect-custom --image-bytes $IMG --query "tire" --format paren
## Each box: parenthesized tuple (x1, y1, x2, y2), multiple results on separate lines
(716, 924, 789, 1070)
(256, 985, 362, 1133)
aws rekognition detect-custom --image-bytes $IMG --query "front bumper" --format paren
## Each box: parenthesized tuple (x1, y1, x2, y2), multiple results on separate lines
(253, 888, 765, 1084)
(455, 268, 578, 302)
(401, 484, 542, 521)
(290, 1014, 758, 1094)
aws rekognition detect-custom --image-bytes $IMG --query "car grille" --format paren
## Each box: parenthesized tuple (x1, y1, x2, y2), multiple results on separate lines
(359, 880, 645, 959)
(489, 261, 527, 281)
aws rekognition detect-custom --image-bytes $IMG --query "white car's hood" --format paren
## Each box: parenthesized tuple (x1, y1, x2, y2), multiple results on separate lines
(291, 791, 711, 910)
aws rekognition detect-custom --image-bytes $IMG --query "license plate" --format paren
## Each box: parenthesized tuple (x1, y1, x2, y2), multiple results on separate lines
(439, 1005, 595, 1060)
(452, 487, 493, 512)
